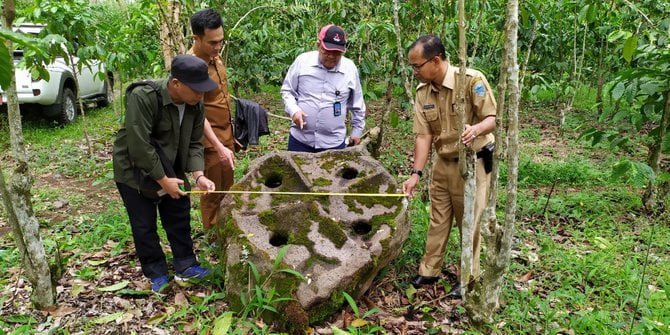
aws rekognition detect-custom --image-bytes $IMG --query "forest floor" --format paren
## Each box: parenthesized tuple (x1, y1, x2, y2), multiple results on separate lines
(0, 87, 668, 334)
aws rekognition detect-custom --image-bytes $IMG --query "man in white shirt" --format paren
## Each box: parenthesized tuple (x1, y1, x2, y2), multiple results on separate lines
(280, 24, 366, 153)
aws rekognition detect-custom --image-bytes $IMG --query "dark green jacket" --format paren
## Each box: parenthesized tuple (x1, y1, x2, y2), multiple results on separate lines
(112, 79, 205, 189)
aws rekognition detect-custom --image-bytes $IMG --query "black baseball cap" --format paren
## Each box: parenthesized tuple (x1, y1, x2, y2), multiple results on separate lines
(170, 54, 218, 93)
(318, 24, 347, 52)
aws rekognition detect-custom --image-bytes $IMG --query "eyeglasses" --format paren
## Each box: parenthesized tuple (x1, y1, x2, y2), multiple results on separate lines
(410, 58, 433, 71)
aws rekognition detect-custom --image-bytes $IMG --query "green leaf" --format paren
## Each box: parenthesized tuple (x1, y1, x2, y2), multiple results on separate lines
(212, 312, 233, 335)
(279, 268, 306, 280)
(611, 160, 632, 179)
(116, 289, 151, 297)
(342, 292, 359, 318)
(611, 82, 625, 101)
(593, 236, 611, 249)
(92, 312, 124, 324)
(578, 5, 590, 24)
(640, 81, 663, 96)
(607, 30, 630, 43)
(623, 35, 638, 63)
(87, 259, 107, 266)
(97, 280, 129, 292)
(0, 42, 11, 90)
(331, 326, 351, 335)
(390, 111, 399, 128)
(405, 285, 417, 303)
(147, 313, 166, 325)
(249, 262, 260, 282)
(274, 245, 289, 270)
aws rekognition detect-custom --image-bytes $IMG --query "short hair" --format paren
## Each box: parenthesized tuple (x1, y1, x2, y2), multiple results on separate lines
(190, 9, 223, 36)
(409, 35, 447, 60)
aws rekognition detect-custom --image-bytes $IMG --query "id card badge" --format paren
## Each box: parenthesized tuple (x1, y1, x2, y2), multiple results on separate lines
(333, 101, 342, 117)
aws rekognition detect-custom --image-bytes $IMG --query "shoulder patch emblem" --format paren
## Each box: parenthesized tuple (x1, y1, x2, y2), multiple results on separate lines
(423, 104, 435, 109)
(473, 82, 486, 97)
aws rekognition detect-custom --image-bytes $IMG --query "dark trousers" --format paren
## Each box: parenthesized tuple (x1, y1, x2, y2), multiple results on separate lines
(288, 134, 346, 153)
(116, 182, 197, 279)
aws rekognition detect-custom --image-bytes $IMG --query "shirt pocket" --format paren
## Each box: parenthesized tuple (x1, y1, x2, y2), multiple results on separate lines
(156, 118, 172, 136)
(422, 108, 441, 134)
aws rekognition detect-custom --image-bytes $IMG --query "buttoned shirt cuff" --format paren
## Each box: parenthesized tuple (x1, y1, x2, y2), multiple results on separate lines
(351, 128, 364, 138)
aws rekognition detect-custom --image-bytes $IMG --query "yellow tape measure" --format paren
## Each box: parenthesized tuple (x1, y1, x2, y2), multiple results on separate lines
(187, 190, 406, 197)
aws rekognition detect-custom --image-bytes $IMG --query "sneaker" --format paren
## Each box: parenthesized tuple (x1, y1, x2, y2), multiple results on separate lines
(175, 264, 211, 287)
(150, 275, 170, 294)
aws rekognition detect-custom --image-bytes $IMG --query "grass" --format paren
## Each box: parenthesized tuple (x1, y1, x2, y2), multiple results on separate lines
(1, 84, 669, 334)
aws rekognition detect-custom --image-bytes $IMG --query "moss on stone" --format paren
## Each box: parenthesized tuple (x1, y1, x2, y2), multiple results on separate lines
(319, 151, 357, 172)
(312, 177, 332, 187)
(348, 173, 401, 209)
(318, 218, 346, 249)
(343, 197, 365, 214)
(257, 203, 342, 267)
(292, 155, 308, 168)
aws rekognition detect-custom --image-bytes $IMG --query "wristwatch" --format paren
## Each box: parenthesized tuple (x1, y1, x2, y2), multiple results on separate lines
(410, 169, 423, 178)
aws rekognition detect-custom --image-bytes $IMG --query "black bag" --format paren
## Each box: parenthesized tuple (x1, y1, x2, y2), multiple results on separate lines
(127, 81, 189, 199)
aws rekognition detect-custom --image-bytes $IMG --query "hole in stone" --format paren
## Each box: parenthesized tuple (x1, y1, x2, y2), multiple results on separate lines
(352, 221, 372, 235)
(340, 167, 359, 180)
(269, 232, 288, 246)
(264, 173, 283, 188)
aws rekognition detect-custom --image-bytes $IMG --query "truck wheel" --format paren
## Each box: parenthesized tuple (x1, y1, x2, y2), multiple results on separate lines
(98, 81, 113, 107)
(56, 88, 77, 124)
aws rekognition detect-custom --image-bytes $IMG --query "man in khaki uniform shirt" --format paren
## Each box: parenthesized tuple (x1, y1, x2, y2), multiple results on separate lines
(188, 9, 236, 230)
(402, 35, 497, 294)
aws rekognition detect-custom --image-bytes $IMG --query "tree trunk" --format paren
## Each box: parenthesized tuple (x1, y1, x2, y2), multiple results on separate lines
(1, 0, 56, 309)
(392, 0, 415, 111)
(68, 54, 93, 156)
(466, 0, 519, 326)
(643, 90, 670, 210)
(455, 0, 477, 307)
(157, 0, 186, 68)
(596, 36, 607, 115)
(519, 19, 538, 94)
(374, 59, 398, 159)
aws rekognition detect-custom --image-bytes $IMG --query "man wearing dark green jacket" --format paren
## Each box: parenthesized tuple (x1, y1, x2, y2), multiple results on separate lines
(113, 55, 217, 293)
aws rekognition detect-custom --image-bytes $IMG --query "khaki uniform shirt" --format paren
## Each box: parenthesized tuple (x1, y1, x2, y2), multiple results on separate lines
(187, 49, 235, 151)
(112, 79, 205, 188)
(413, 64, 496, 158)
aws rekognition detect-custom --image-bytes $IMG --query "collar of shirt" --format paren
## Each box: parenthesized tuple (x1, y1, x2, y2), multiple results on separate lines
(429, 63, 456, 93)
(309, 51, 344, 73)
(158, 79, 176, 107)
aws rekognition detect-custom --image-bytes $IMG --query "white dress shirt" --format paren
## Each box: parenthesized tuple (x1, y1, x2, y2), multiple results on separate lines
(281, 51, 366, 149)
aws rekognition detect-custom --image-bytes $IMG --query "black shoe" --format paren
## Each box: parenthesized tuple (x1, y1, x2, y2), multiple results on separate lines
(447, 283, 462, 299)
(411, 275, 439, 288)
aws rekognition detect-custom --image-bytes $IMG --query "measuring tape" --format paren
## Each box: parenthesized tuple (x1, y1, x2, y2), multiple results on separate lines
(186, 190, 406, 197)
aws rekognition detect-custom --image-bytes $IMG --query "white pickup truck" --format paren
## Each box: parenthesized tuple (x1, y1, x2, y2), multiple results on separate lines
(0, 24, 113, 124)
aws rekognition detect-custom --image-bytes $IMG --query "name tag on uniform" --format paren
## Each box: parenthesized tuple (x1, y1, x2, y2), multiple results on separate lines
(333, 101, 342, 117)
(423, 104, 435, 109)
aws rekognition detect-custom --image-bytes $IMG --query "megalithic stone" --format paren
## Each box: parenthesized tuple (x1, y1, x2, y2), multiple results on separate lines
(215, 145, 409, 333)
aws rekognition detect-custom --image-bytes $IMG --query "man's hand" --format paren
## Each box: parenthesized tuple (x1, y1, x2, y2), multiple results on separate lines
(402, 174, 420, 198)
(349, 136, 361, 146)
(292, 111, 308, 129)
(157, 177, 186, 199)
(196, 175, 216, 192)
(461, 124, 479, 146)
(216, 143, 235, 169)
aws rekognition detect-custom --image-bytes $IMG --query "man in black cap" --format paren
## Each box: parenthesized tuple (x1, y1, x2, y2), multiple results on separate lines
(113, 54, 217, 293)
(280, 24, 366, 152)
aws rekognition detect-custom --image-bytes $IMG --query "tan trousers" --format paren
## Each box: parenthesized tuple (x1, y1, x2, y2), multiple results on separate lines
(200, 148, 234, 229)
(418, 156, 490, 277)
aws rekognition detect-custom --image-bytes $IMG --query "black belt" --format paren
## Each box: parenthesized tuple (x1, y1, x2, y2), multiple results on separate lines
(442, 149, 486, 163)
